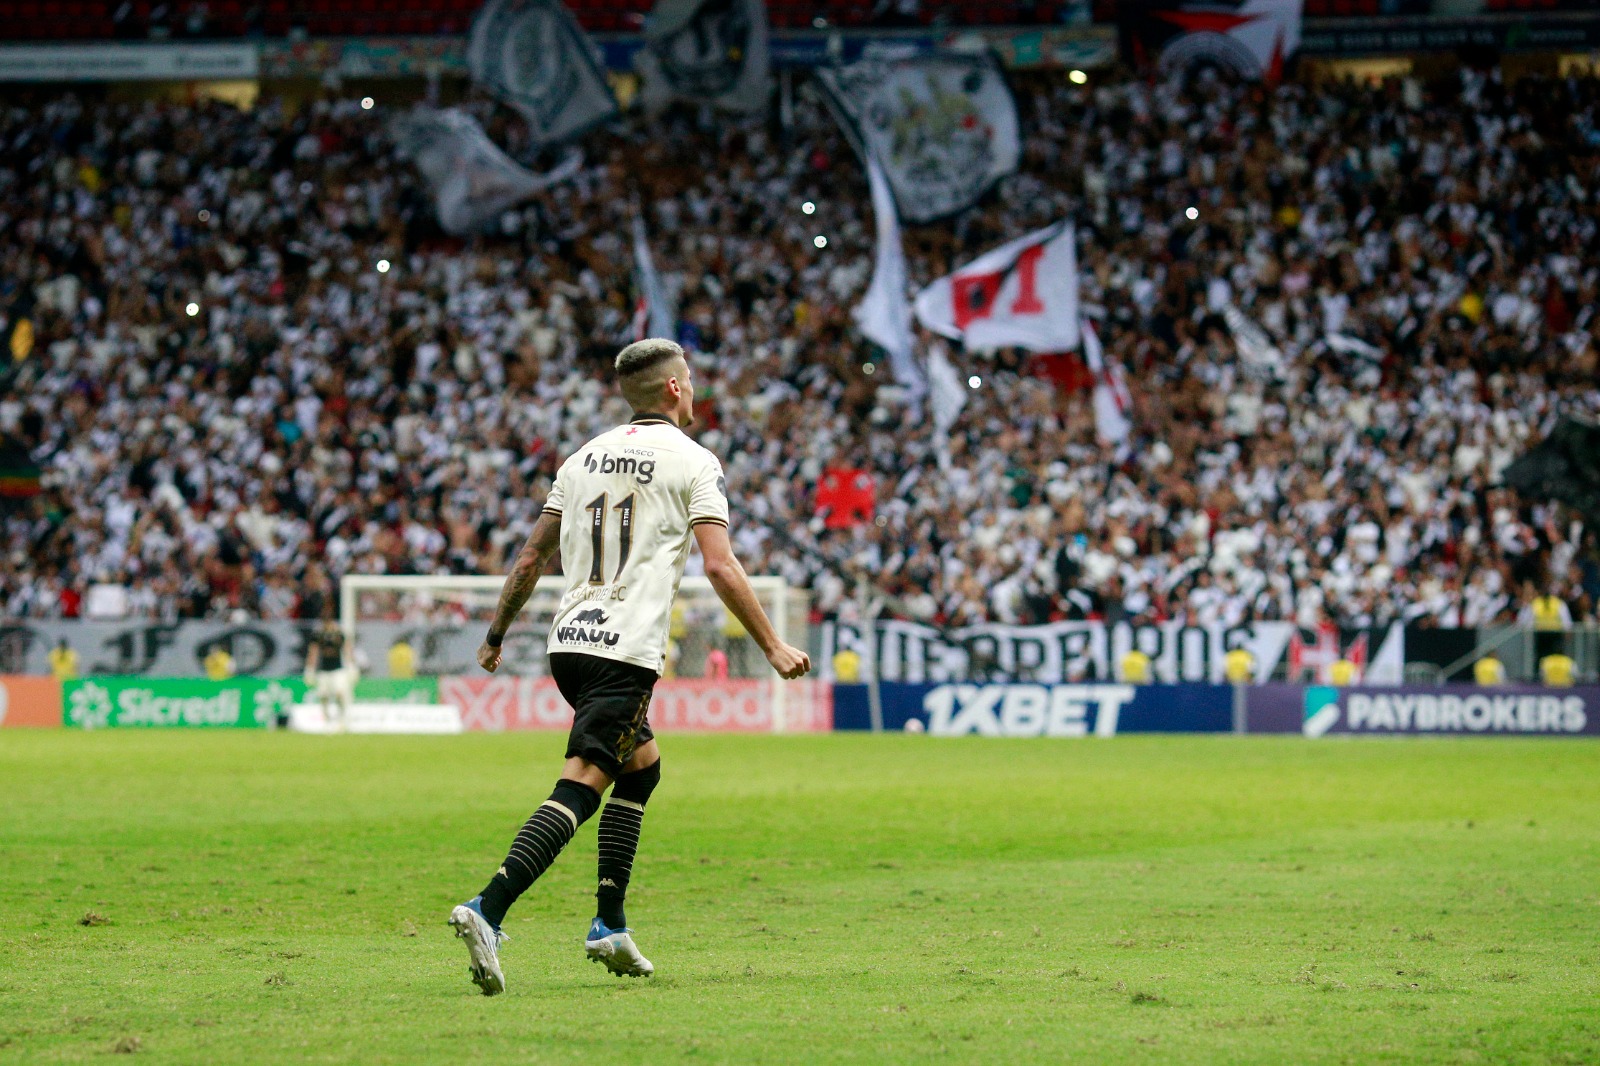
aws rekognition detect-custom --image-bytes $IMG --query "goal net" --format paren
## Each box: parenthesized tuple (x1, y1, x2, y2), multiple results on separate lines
(339, 574, 826, 733)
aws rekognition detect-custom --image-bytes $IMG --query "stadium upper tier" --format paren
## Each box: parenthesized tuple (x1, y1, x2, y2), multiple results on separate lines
(0, 0, 1581, 41)
(0, 0, 1074, 39)
(2, 70, 1599, 630)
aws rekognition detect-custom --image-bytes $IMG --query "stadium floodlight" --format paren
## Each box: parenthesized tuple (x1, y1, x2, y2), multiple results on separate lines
(813, 235, 827, 248)
(339, 574, 812, 733)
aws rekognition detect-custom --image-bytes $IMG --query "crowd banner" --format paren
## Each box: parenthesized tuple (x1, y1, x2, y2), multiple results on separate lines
(62, 677, 306, 729)
(636, 0, 771, 113)
(1121, 0, 1303, 81)
(816, 52, 1019, 224)
(0, 620, 312, 677)
(1247, 684, 1600, 738)
(6, 619, 1404, 684)
(822, 619, 1405, 686)
(439, 676, 832, 733)
(833, 681, 1232, 735)
(390, 108, 583, 235)
(0, 620, 542, 680)
(0, 676, 62, 728)
(468, 0, 618, 144)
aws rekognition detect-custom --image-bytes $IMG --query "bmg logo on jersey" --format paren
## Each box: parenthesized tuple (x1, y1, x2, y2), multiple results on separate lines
(583, 451, 655, 485)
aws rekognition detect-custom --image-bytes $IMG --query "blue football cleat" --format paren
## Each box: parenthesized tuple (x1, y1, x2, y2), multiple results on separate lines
(584, 917, 654, 977)
(449, 896, 507, 995)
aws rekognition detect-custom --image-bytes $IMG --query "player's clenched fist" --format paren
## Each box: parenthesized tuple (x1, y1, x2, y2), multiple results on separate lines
(766, 643, 811, 680)
(477, 641, 503, 674)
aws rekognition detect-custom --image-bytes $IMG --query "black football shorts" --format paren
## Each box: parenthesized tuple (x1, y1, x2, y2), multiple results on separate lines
(548, 652, 658, 778)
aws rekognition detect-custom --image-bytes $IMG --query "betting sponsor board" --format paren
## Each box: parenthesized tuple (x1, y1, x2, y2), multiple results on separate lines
(832, 682, 1234, 736)
(1244, 684, 1600, 737)
(61, 677, 305, 729)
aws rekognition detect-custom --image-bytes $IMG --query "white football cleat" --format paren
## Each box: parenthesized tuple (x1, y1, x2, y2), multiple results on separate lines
(585, 918, 654, 978)
(449, 897, 507, 995)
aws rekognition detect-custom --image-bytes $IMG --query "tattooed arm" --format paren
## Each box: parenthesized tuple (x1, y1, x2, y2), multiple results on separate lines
(477, 510, 563, 673)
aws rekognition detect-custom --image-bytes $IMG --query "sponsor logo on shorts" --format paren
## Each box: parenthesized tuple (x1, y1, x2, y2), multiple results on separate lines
(556, 626, 621, 647)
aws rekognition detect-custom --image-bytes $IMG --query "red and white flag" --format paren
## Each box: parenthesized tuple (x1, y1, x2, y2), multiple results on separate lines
(1124, 0, 1304, 83)
(912, 222, 1079, 353)
(1081, 317, 1132, 445)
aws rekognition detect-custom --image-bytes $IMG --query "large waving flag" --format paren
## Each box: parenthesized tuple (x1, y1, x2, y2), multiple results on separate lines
(636, 0, 771, 113)
(631, 216, 676, 342)
(469, 0, 618, 145)
(1123, 0, 1303, 82)
(913, 222, 1079, 353)
(390, 108, 581, 235)
(855, 152, 922, 395)
(817, 53, 1019, 224)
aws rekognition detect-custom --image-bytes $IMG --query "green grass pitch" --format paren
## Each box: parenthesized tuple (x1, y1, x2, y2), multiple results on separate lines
(2, 730, 1599, 1064)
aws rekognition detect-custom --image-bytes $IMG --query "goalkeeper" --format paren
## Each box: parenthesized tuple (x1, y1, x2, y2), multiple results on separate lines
(304, 617, 356, 732)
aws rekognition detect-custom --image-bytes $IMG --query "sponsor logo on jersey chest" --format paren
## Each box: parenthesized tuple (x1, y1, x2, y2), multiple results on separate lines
(583, 451, 655, 484)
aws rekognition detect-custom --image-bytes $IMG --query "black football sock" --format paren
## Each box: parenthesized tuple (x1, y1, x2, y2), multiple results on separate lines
(479, 779, 602, 929)
(596, 759, 661, 930)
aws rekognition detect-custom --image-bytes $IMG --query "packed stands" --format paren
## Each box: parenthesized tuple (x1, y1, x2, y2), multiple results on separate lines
(2, 67, 1599, 630)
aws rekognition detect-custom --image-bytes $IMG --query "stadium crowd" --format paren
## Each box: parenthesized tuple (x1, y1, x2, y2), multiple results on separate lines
(3, 66, 1600, 634)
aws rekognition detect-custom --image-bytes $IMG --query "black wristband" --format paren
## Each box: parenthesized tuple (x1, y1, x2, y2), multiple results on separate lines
(485, 631, 504, 648)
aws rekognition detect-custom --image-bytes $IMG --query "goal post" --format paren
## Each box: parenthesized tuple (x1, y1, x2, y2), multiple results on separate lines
(339, 574, 814, 733)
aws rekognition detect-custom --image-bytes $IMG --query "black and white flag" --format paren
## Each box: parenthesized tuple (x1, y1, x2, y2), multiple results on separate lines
(632, 216, 677, 341)
(468, 0, 618, 146)
(855, 152, 922, 395)
(637, 0, 771, 113)
(391, 108, 582, 235)
(816, 53, 1020, 224)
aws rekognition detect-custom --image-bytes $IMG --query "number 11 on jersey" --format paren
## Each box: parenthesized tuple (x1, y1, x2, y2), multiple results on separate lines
(585, 493, 635, 584)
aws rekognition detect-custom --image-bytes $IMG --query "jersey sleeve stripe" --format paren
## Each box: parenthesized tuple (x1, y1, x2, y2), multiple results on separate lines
(689, 517, 728, 528)
(540, 507, 562, 517)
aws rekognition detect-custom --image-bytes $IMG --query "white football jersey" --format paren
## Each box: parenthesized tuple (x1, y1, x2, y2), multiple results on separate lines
(541, 416, 729, 673)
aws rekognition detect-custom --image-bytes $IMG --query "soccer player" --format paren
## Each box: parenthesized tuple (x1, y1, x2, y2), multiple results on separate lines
(304, 617, 354, 732)
(449, 338, 811, 996)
